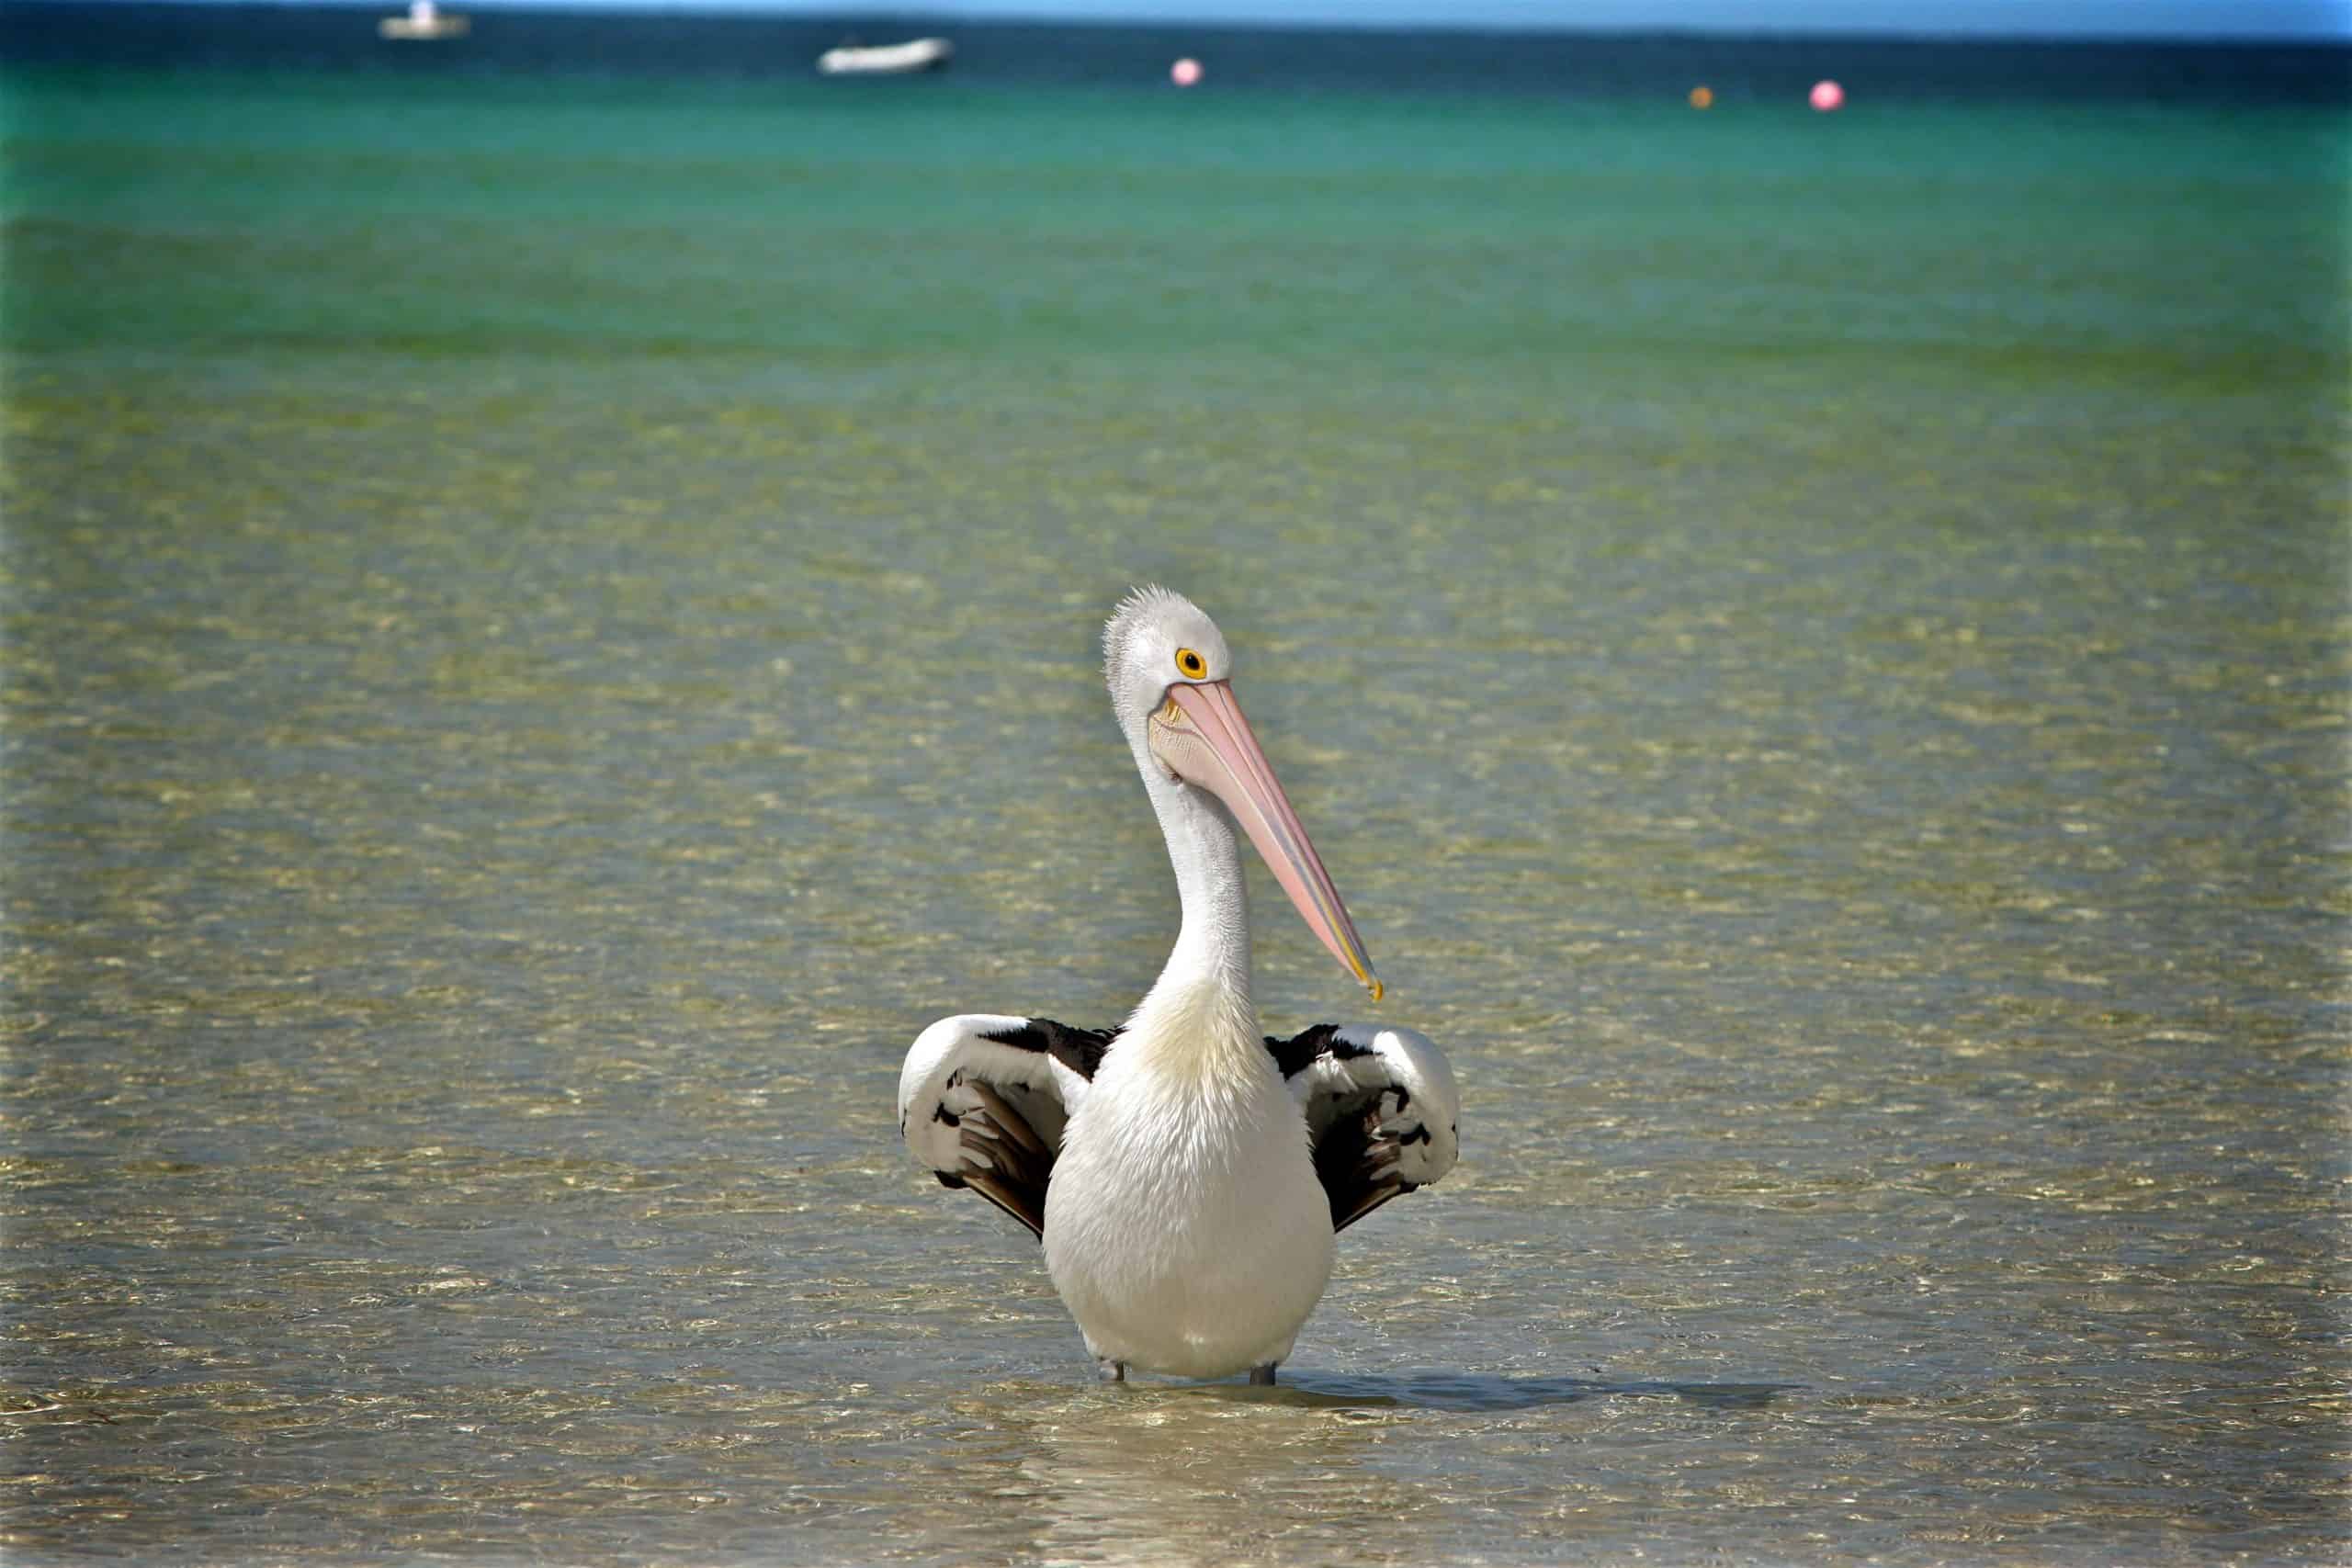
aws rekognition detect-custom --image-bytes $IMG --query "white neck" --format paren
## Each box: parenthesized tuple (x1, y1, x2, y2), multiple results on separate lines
(1121, 726, 1259, 1067)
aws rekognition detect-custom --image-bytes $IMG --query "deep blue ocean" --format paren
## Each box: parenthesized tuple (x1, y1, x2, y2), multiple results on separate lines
(4, 2, 2348, 103)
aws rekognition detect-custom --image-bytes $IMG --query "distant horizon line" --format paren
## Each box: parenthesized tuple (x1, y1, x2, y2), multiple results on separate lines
(31, 0, 2352, 44)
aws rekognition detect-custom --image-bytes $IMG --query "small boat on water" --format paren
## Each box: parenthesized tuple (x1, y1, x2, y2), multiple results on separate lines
(817, 37, 953, 76)
(379, 0, 468, 39)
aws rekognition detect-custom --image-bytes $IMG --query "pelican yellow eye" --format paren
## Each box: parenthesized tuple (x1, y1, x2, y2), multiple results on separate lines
(1174, 647, 1207, 680)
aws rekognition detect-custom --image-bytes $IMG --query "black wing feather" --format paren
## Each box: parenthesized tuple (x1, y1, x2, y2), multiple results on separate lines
(983, 1019, 1121, 1081)
(1264, 1022, 1430, 1234)
(928, 1019, 1120, 1240)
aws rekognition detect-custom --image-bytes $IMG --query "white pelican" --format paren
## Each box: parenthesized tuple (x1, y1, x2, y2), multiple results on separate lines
(899, 587, 1459, 1384)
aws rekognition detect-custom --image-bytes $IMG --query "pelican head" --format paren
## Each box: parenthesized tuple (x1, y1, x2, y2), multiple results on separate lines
(1102, 586, 1381, 1000)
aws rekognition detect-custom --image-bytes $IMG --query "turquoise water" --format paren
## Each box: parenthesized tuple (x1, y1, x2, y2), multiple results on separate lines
(4, 63, 2347, 1564)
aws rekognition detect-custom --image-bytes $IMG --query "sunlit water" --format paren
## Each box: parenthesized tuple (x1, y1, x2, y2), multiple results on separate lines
(3, 64, 2346, 1563)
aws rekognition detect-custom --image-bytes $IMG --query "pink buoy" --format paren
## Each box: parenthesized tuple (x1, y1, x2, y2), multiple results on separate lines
(1810, 79, 1845, 112)
(1171, 57, 1203, 88)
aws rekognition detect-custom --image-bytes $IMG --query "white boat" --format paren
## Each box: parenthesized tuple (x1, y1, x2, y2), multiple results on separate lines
(817, 37, 953, 76)
(379, 0, 469, 39)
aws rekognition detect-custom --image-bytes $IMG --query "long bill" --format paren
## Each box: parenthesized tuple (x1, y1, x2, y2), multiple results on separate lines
(1148, 679, 1382, 1000)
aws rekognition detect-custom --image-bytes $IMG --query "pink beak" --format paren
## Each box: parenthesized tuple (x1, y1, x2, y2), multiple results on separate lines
(1148, 680, 1382, 999)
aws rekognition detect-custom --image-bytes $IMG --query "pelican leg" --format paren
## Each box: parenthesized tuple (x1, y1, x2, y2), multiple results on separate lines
(1249, 1362, 1279, 1386)
(1096, 1358, 1127, 1383)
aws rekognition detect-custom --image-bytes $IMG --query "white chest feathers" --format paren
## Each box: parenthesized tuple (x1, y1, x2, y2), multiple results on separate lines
(1041, 1041, 1337, 1378)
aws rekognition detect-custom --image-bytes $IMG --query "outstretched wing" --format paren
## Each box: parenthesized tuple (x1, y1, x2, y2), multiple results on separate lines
(1267, 1022, 1460, 1232)
(898, 1014, 1120, 1239)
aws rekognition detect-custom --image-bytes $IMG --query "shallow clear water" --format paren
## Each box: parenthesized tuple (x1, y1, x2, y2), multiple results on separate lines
(3, 64, 2346, 1563)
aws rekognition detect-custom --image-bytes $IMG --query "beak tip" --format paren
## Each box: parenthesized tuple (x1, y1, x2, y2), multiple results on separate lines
(1366, 976, 1385, 1003)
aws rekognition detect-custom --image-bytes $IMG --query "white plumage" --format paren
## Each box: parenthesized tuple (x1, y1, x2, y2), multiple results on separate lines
(897, 588, 1460, 1383)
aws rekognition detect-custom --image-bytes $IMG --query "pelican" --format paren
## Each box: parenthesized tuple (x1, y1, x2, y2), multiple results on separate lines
(898, 587, 1459, 1384)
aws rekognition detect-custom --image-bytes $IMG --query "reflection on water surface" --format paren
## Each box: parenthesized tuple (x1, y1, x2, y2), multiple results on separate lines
(5, 66, 2346, 1568)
